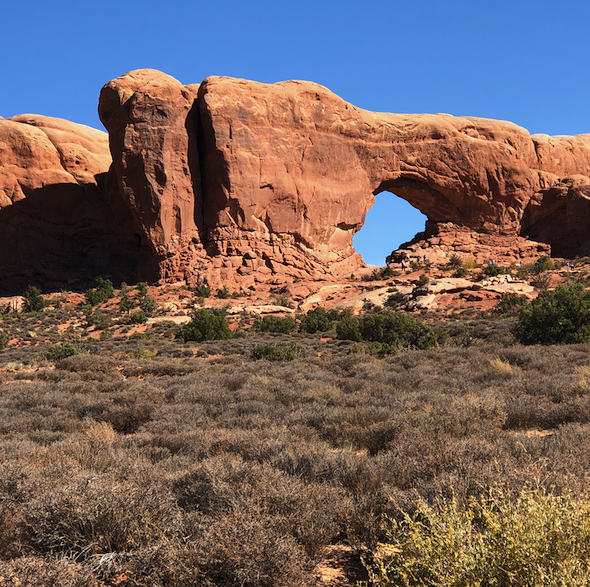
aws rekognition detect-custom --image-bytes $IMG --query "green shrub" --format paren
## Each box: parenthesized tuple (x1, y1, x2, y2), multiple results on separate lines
(361, 311, 438, 350)
(454, 267, 468, 278)
(449, 253, 462, 267)
(513, 284, 590, 345)
(216, 286, 231, 299)
(336, 315, 362, 342)
(365, 266, 397, 281)
(367, 485, 590, 587)
(46, 343, 84, 362)
(253, 316, 297, 334)
(273, 295, 294, 308)
(299, 307, 332, 334)
(483, 263, 505, 277)
(0, 332, 9, 350)
(418, 273, 430, 286)
(129, 332, 149, 340)
(177, 309, 233, 342)
(139, 295, 158, 315)
(194, 276, 211, 298)
(24, 285, 48, 312)
(135, 282, 148, 298)
(119, 293, 135, 314)
(252, 342, 305, 361)
(493, 292, 529, 317)
(129, 311, 148, 325)
(533, 255, 554, 274)
(84, 278, 114, 306)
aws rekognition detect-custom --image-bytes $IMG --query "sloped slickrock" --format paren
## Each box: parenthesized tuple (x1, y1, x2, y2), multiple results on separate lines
(0, 115, 139, 294)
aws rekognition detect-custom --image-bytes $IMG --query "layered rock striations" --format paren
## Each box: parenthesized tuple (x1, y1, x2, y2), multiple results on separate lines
(3, 69, 590, 293)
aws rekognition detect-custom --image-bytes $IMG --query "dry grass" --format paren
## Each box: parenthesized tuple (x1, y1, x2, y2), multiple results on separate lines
(1, 306, 590, 585)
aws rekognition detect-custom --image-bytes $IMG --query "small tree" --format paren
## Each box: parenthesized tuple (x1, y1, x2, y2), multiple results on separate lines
(299, 307, 332, 334)
(513, 284, 590, 345)
(139, 295, 158, 315)
(177, 309, 233, 342)
(24, 285, 47, 312)
(85, 278, 115, 306)
(119, 294, 135, 315)
(135, 282, 148, 299)
(253, 316, 297, 334)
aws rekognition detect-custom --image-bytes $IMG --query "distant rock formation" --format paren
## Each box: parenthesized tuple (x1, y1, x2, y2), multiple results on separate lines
(2, 69, 590, 293)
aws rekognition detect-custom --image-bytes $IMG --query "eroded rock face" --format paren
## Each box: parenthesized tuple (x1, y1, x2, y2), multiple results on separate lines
(98, 69, 590, 286)
(0, 115, 139, 294)
(4, 70, 590, 293)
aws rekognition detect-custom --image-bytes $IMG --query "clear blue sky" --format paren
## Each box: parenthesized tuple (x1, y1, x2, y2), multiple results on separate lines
(3, 0, 590, 265)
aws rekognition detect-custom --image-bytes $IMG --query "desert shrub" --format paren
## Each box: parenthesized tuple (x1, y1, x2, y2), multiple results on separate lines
(21, 480, 181, 557)
(533, 255, 554, 274)
(253, 315, 297, 334)
(449, 253, 462, 267)
(139, 294, 157, 315)
(361, 311, 438, 350)
(367, 485, 590, 587)
(45, 343, 84, 362)
(273, 295, 294, 308)
(129, 332, 149, 340)
(119, 293, 135, 314)
(84, 278, 114, 306)
(216, 286, 231, 299)
(336, 315, 362, 342)
(193, 275, 211, 298)
(454, 267, 468, 278)
(513, 284, 590, 345)
(177, 309, 232, 342)
(128, 311, 148, 325)
(135, 282, 148, 298)
(492, 292, 529, 317)
(418, 273, 430, 285)
(299, 307, 332, 334)
(365, 266, 396, 281)
(252, 342, 305, 361)
(24, 285, 48, 312)
(483, 263, 505, 277)
(0, 331, 9, 350)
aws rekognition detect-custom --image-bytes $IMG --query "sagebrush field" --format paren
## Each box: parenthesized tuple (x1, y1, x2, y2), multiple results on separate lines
(3, 283, 590, 585)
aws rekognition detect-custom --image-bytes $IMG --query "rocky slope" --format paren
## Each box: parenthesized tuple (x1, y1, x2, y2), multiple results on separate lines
(3, 69, 590, 293)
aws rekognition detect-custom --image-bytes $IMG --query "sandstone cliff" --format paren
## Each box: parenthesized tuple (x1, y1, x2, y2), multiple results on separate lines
(0, 115, 140, 293)
(3, 69, 590, 293)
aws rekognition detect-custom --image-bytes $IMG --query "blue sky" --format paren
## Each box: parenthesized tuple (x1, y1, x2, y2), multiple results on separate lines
(3, 0, 590, 265)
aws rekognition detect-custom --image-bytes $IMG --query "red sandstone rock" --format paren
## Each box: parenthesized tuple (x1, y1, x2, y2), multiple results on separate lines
(99, 70, 590, 285)
(4, 70, 590, 293)
(98, 70, 206, 281)
(0, 115, 139, 293)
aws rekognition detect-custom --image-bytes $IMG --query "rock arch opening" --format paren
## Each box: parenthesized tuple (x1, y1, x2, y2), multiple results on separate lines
(353, 191, 428, 266)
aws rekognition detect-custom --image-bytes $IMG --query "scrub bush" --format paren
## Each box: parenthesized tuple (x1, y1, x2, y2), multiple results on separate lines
(513, 284, 590, 345)
(177, 309, 232, 342)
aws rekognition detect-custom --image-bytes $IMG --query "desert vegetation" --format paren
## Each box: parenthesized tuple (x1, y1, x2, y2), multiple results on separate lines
(2, 280, 590, 585)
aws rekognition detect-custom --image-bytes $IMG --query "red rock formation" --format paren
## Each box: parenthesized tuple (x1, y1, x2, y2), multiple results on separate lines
(4, 70, 590, 293)
(0, 115, 139, 294)
(99, 70, 590, 286)
(98, 70, 207, 282)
